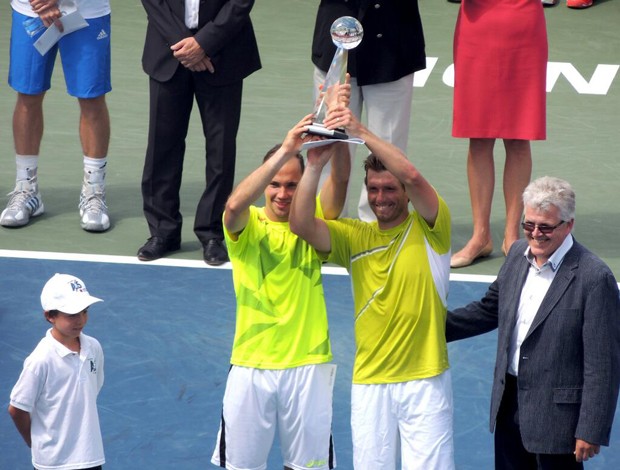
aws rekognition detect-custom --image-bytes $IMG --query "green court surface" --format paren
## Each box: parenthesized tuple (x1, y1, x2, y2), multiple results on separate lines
(1, 0, 619, 277)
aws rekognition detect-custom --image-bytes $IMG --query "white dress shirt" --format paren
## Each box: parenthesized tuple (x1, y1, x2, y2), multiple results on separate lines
(508, 235, 574, 375)
(185, 0, 200, 29)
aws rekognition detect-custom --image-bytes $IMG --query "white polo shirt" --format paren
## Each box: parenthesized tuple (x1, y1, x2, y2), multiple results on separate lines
(11, 0, 111, 19)
(10, 329, 105, 470)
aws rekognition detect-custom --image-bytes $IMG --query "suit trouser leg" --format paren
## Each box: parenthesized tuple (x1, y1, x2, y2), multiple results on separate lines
(193, 80, 243, 243)
(495, 375, 583, 470)
(495, 375, 537, 470)
(142, 70, 194, 241)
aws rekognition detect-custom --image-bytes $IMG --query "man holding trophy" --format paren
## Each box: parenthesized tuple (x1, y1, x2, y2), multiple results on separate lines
(290, 99, 455, 469)
(210, 79, 351, 467)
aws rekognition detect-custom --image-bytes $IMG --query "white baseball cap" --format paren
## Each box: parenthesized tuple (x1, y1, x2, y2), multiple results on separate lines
(40, 273, 103, 314)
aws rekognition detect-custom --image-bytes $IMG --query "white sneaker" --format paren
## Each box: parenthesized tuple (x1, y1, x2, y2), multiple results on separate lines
(0, 179, 44, 227)
(79, 182, 110, 232)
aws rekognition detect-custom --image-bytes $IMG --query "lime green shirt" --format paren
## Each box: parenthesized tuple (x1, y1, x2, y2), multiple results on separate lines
(326, 196, 451, 384)
(224, 205, 332, 369)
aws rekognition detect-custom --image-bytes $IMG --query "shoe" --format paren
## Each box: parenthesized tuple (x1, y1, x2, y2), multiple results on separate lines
(566, 0, 592, 8)
(450, 242, 493, 268)
(0, 179, 44, 227)
(542, 0, 559, 6)
(137, 236, 181, 261)
(79, 182, 110, 232)
(203, 238, 229, 266)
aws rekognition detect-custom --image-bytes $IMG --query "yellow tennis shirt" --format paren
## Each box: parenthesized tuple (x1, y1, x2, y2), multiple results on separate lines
(224, 205, 332, 369)
(325, 196, 451, 384)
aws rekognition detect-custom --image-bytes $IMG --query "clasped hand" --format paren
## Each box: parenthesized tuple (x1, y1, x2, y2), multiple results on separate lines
(171, 37, 215, 73)
(30, 0, 64, 32)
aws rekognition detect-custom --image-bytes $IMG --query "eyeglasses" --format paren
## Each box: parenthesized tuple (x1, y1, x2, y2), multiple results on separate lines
(521, 220, 565, 234)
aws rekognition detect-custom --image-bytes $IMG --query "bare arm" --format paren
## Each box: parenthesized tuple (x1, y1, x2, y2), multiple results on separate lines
(289, 145, 333, 253)
(8, 405, 32, 448)
(325, 107, 439, 227)
(316, 78, 352, 219)
(319, 142, 350, 220)
(224, 114, 313, 236)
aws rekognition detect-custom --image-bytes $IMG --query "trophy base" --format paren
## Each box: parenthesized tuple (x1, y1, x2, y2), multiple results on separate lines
(306, 123, 349, 140)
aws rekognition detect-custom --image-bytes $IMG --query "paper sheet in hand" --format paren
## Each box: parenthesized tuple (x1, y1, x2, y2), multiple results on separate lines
(34, 11, 89, 56)
(301, 137, 365, 150)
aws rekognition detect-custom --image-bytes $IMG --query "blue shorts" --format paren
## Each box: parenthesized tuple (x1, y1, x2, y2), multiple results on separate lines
(9, 10, 111, 98)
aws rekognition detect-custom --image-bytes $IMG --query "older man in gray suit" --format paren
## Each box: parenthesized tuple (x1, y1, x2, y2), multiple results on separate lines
(447, 176, 620, 469)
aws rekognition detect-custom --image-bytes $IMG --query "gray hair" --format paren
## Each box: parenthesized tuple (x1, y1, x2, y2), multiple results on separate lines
(522, 176, 575, 221)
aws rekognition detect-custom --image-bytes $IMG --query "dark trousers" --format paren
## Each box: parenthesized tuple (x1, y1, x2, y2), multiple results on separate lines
(495, 374, 583, 470)
(142, 66, 243, 244)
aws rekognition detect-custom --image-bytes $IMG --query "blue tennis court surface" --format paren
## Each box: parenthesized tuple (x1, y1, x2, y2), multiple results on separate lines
(1, 254, 618, 469)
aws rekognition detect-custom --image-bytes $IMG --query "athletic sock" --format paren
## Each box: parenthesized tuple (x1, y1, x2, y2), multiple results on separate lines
(15, 155, 39, 183)
(83, 156, 107, 185)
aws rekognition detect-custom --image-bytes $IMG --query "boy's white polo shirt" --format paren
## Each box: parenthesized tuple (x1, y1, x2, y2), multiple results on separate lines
(10, 329, 105, 470)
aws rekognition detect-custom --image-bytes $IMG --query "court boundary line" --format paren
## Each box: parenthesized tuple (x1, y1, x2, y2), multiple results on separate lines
(0, 249, 498, 283)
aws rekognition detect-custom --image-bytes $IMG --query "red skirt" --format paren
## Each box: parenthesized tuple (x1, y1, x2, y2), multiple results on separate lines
(452, 0, 548, 140)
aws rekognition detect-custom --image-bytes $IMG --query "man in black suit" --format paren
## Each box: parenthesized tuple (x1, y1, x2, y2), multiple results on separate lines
(138, 0, 261, 265)
(447, 176, 620, 469)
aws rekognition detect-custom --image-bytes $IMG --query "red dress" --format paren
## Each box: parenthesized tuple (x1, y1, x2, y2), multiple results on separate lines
(452, 0, 548, 140)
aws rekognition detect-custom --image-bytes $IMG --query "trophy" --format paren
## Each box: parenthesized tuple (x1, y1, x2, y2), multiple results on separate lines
(307, 16, 363, 140)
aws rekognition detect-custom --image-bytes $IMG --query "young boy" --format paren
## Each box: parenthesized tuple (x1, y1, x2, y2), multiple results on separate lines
(8, 273, 106, 470)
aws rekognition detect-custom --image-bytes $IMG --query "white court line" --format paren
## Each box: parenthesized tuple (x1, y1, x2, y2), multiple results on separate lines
(0, 249, 496, 282)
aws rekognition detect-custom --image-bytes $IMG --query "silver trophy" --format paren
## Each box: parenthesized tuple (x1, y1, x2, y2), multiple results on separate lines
(307, 16, 363, 139)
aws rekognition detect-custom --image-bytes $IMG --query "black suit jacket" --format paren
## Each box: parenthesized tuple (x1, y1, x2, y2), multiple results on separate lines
(446, 238, 620, 453)
(141, 0, 261, 85)
(311, 0, 425, 86)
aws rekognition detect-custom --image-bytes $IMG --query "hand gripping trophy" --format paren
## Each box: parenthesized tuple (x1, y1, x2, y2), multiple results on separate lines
(307, 16, 363, 140)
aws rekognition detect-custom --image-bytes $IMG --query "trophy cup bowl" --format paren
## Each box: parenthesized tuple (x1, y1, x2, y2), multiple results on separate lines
(307, 16, 363, 140)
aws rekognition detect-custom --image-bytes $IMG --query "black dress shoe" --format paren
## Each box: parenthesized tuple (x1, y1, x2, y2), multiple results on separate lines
(203, 238, 229, 266)
(137, 237, 181, 261)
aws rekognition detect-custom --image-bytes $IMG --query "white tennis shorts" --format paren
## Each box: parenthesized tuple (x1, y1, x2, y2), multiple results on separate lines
(351, 370, 454, 470)
(211, 363, 337, 470)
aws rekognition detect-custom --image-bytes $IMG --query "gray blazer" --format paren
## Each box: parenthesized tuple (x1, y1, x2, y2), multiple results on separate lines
(446, 238, 620, 454)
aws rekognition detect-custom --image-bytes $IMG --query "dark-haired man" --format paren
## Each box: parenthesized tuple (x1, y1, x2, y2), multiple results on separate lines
(211, 114, 349, 470)
(290, 107, 454, 469)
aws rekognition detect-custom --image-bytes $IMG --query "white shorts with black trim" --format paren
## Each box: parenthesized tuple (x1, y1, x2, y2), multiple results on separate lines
(211, 363, 337, 470)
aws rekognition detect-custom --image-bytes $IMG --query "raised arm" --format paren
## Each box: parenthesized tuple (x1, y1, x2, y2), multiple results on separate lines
(289, 145, 334, 254)
(224, 114, 313, 236)
(319, 142, 350, 220)
(325, 107, 439, 227)
(316, 77, 352, 219)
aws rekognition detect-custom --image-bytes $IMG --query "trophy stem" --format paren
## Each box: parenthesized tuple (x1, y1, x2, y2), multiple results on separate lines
(314, 48, 348, 124)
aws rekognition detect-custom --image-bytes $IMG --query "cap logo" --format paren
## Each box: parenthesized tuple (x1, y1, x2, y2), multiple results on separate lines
(70, 280, 86, 292)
